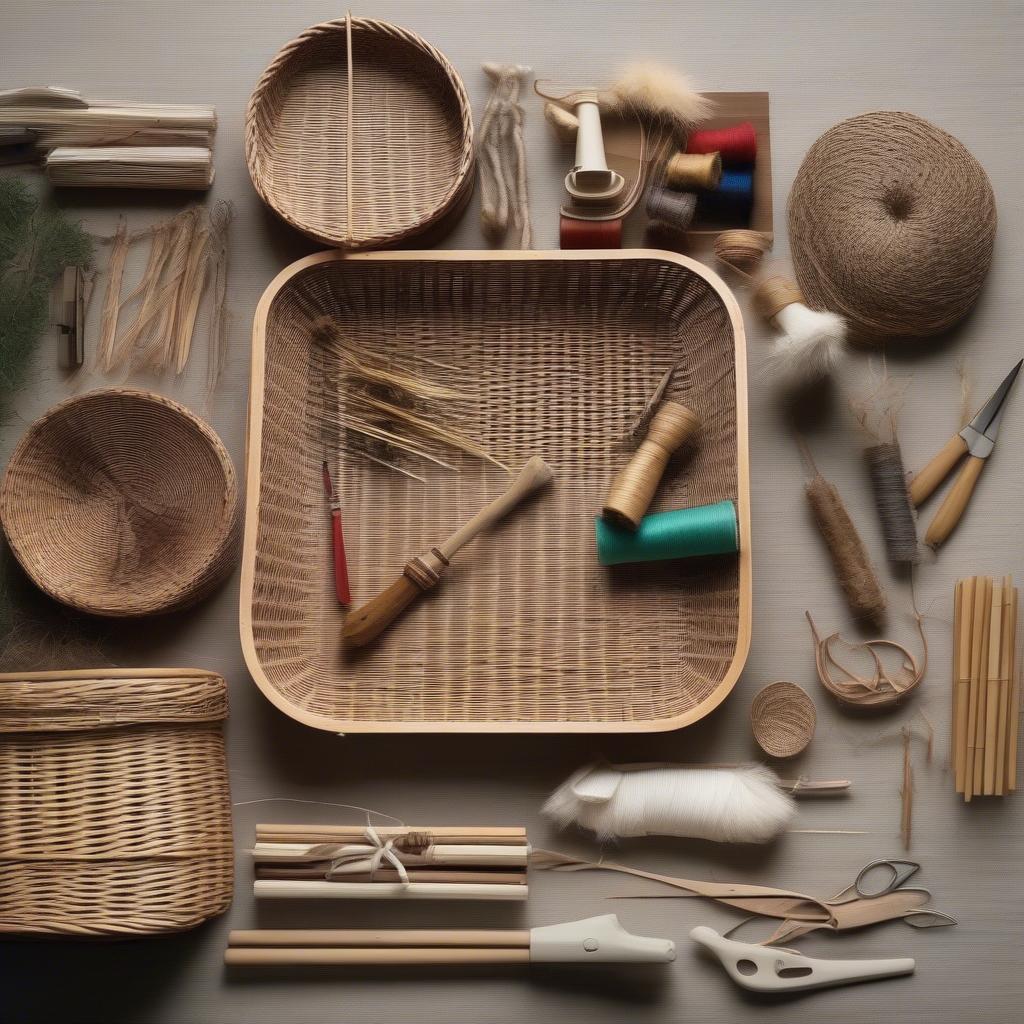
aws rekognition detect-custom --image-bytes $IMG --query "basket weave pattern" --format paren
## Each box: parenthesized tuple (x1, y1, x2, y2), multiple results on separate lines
(245, 17, 475, 249)
(243, 252, 750, 732)
(0, 669, 233, 936)
(0, 388, 240, 617)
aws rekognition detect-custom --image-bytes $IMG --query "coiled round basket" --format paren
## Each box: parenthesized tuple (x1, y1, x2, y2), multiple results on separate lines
(0, 388, 239, 617)
(245, 16, 475, 249)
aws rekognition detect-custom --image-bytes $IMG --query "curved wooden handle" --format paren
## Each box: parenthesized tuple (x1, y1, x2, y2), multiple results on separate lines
(341, 575, 422, 647)
(909, 434, 967, 506)
(925, 455, 985, 547)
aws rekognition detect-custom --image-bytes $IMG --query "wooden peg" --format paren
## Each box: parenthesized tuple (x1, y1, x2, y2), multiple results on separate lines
(602, 401, 699, 530)
(342, 457, 555, 647)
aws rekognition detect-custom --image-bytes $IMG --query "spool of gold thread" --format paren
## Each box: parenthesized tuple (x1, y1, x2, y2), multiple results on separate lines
(665, 151, 722, 190)
(753, 274, 805, 321)
(603, 401, 701, 530)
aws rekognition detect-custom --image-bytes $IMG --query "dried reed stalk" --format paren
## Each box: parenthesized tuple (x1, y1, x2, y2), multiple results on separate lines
(45, 146, 213, 190)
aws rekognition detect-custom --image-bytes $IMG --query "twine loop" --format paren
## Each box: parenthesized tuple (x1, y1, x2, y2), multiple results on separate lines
(322, 825, 412, 885)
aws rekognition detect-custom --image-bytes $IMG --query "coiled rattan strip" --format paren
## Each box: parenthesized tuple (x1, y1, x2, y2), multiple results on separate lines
(245, 17, 475, 249)
(750, 681, 816, 758)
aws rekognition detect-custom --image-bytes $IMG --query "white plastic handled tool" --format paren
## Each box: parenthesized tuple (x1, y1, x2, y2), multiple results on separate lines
(564, 92, 625, 205)
(691, 926, 914, 993)
(532, 915, 675, 964)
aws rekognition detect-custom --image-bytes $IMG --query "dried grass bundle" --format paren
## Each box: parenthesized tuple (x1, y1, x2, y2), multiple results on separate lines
(313, 321, 509, 475)
(96, 203, 231, 379)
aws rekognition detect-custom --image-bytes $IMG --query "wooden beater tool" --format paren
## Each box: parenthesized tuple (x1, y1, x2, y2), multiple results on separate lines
(342, 457, 555, 647)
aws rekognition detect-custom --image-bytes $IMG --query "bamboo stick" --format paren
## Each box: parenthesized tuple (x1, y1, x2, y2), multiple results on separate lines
(984, 581, 1004, 794)
(253, 842, 529, 867)
(256, 825, 526, 843)
(954, 578, 972, 791)
(226, 947, 530, 967)
(995, 576, 1013, 796)
(229, 929, 529, 948)
(965, 576, 990, 800)
(1007, 587, 1020, 792)
(254, 880, 528, 901)
(974, 577, 994, 797)
(255, 867, 527, 884)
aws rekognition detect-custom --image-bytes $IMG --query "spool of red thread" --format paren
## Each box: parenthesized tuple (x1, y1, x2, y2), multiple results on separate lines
(686, 121, 757, 164)
(559, 215, 623, 249)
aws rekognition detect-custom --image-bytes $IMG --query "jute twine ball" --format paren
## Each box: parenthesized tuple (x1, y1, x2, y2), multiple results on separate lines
(0, 388, 239, 617)
(789, 111, 996, 340)
(750, 681, 816, 758)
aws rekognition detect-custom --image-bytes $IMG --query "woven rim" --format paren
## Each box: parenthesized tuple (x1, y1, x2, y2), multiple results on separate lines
(750, 681, 816, 758)
(0, 388, 239, 617)
(244, 17, 475, 249)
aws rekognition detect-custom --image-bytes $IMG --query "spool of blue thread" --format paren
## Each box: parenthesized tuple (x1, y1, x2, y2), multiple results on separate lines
(699, 167, 754, 221)
(595, 500, 739, 566)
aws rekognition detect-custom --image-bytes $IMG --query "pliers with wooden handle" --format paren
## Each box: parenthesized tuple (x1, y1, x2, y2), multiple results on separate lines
(910, 359, 1021, 546)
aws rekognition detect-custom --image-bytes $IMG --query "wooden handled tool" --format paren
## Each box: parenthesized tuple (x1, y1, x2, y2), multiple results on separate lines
(342, 457, 555, 647)
(225, 915, 675, 967)
(602, 401, 699, 530)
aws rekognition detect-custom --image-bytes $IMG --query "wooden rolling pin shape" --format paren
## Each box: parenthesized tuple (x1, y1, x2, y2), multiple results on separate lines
(342, 457, 555, 647)
(602, 401, 700, 530)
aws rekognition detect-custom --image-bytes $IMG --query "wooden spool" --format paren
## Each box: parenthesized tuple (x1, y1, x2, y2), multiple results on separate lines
(603, 402, 700, 530)
(665, 151, 722, 191)
(750, 681, 816, 758)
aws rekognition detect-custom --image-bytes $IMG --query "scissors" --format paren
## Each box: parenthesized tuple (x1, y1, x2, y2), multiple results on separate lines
(910, 359, 1022, 547)
(725, 858, 957, 945)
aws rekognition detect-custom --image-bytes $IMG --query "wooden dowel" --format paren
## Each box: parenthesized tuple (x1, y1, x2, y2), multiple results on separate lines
(256, 867, 527, 884)
(953, 579, 967, 790)
(254, 880, 528, 901)
(255, 825, 526, 842)
(253, 842, 529, 867)
(253, 832, 528, 846)
(226, 947, 531, 967)
(955, 577, 975, 793)
(965, 576, 989, 800)
(229, 929, 530, 948)
(984, 581, 1004, 794)
(995, 576, 1013, 796)
(1007, 587, 1020, 792)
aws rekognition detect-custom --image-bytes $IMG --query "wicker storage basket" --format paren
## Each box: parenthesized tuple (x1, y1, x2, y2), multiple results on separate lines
(0, 388, 239, 617)
(0, 668, 233, 937)
(242, 250, 750, 733)
(245, 17, 474, 249)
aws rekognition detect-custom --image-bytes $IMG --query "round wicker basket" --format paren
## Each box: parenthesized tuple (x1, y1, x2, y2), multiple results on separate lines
(245, 17, 475, 249)
(750, 681, 816, 758)
(0, 388, 239, 617)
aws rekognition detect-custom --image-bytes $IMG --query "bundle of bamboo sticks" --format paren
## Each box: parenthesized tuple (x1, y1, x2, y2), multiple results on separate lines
(253, 824, 529, 901)
(46, 146, 214, 190)
(953, 576, 1019, 800)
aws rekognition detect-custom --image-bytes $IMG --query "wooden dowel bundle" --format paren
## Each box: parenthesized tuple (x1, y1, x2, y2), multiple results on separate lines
(954, 575, 1018, 799)
(252, 824, 530, 900)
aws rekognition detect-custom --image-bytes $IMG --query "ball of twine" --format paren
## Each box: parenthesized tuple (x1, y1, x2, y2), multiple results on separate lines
(750, 681, 816, 758)
(789, 111, 996, 340)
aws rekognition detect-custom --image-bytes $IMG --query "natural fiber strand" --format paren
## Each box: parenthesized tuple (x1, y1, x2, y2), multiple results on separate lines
(803, 455, 887, 626)
(806, 609, 927, 710)
(206, 201, 233, 393)
(900, 725, 913, 850)
(789, 111, 996, 340)
(478, 63, 533, 248)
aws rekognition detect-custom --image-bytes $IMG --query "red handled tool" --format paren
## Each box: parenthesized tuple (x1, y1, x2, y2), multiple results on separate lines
(321, 461, 351, 606)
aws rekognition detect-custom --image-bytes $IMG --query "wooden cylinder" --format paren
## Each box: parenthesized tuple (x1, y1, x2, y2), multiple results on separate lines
(664, 151, 722, 191)
(225, 946, 531, 967)
(228, 928, 530, 948)
(753, 275, 804, 321)
(602, 402, 700, 530)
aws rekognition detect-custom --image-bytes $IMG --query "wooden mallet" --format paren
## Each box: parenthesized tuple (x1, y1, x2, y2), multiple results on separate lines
(342, 456, 555, 647)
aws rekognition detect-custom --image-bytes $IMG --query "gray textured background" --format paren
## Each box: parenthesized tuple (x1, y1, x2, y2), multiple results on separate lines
(2, 1, 1023, 1021)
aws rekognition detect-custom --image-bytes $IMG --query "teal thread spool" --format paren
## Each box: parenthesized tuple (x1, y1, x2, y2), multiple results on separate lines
(595, 500, 739, 565)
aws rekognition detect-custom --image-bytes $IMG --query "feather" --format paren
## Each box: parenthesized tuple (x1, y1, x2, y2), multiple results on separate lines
(763, 305, 847, 386)
(609, 63, 713, 132)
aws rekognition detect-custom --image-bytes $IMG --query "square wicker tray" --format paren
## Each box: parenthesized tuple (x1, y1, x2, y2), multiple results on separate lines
(241, 251, 750, 732)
